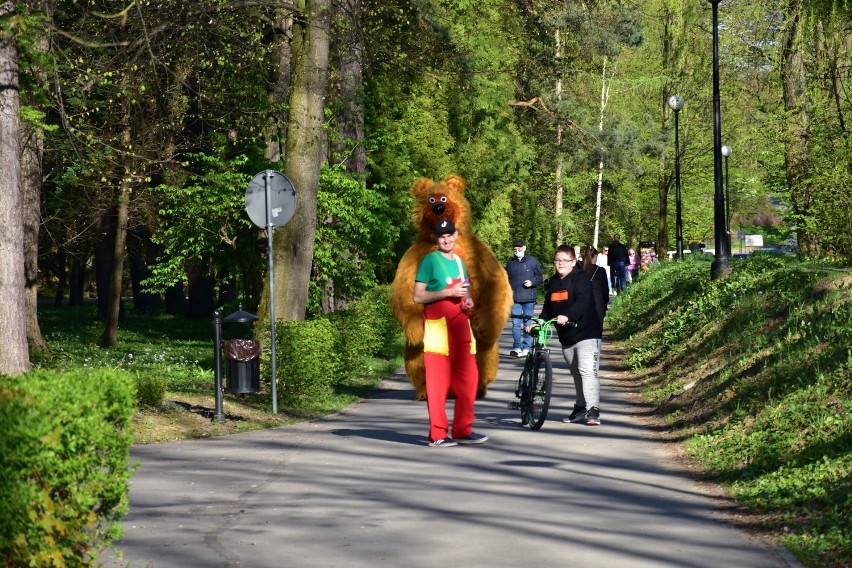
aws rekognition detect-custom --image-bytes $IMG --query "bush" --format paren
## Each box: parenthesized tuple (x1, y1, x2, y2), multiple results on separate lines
(276, 318, 341, 407)
(0, 369, 136, 566)
(135, 372, 168, 407)
(334, 285, 396, 375)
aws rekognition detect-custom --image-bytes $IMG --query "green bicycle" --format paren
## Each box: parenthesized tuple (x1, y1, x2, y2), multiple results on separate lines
(507, 317, 557, 430)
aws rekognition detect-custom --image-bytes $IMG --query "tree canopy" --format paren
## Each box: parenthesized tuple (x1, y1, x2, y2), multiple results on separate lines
(0, 0, 848, 360)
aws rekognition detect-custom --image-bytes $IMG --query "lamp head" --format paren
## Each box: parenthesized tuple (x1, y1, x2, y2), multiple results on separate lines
(721, 145, 732, 157)
(667, 94, 685, 112)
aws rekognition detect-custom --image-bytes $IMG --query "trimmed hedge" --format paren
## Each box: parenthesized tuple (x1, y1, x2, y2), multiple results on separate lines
(0, 369, 136, 566)
(261, 284, 399, 407)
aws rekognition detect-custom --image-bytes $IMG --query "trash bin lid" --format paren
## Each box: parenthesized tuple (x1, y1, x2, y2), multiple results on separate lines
(223, 309, 258, 323)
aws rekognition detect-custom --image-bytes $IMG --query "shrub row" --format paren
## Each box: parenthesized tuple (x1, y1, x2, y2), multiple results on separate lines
(0, 369, 136, 566)
(258, 284, 399, 407)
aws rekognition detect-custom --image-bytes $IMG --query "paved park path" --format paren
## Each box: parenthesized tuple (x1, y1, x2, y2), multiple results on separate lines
(102, 319, 802, 568)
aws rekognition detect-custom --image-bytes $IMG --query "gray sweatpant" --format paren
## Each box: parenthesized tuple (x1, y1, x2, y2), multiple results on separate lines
(561, 338, 601, 409)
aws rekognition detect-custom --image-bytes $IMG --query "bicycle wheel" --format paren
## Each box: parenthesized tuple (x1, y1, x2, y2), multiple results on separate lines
(525, 351, 553, 430)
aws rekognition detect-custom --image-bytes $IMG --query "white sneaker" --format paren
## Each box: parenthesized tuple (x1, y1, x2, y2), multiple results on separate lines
(509, 349, 520, 357)
(517, 349, 528, 358)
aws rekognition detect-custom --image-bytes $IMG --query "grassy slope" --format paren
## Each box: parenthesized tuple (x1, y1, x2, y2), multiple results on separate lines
(606, 253, 851, 568)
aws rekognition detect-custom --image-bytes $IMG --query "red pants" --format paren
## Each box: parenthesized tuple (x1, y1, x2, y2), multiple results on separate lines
(423, 298, 478, 442)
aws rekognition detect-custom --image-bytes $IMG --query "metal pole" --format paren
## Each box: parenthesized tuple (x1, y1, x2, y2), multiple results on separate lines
(709, 0, 731, 279)
(213, 310, 225, 422)
(674, 109, 684, 260)
(265, 170, 279, 414)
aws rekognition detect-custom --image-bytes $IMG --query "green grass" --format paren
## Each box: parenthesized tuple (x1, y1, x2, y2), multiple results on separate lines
(607, 254, 851, 568)
(31, 303, 404, 443)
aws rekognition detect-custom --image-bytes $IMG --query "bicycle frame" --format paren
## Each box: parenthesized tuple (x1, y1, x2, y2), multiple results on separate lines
(509, 316, 557, 429)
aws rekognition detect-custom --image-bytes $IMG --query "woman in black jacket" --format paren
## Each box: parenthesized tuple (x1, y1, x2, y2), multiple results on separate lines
(583, 246, 609, 327)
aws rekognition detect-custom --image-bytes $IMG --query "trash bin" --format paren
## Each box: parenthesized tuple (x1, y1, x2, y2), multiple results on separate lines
(222, 338, 261, 393)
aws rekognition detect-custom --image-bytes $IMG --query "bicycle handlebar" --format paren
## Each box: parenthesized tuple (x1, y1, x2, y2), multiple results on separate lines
(509, 314, 556, 345)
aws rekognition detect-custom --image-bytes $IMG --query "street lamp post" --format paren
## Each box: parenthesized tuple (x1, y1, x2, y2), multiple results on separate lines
(668, 94, 685, 261)
(709, 0, 731, 279)
(721, 144, 732, 236)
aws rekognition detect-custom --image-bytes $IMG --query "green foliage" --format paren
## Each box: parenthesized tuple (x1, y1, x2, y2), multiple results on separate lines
(608, 256, 852, 567)
(275, 318, 341, 407)
(0, 369, 136, 566)
(310, 167, 398, 316)
(333, 285, 397, 373)
(266, 285, 402, 409)
(135, 372, 168, 407)
(143, 153, 255, 294)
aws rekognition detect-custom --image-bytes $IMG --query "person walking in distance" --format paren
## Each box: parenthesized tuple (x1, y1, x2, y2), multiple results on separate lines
(607, 234, 630, 294)
(527, 244, 603, 426)
(505, 238, 543, 358)
(583, 246, 609, 327)
(627, 248, 638, 283)
(413, 219, 489, 447)
(597, 245, 612, 296)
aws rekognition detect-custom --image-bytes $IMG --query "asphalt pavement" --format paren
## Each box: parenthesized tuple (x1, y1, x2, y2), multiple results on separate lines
(100, 318, 802, 568)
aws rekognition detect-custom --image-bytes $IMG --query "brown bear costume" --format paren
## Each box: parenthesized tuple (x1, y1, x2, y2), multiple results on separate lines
(390, 174, 512, 399)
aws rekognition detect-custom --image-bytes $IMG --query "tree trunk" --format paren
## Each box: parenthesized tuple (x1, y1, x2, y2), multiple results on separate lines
(21, 107, 48, 352)
(127, 228, 161, 315)
(554, 29, 564, 247)
(657, 8, 675, 258)
(100, 173, 131, 347)
(186, 259, 216, 319)
(0, 1, 32, 374)
(269, 0, 331, 321)
(781, 0, 816, 257)
(335, 0, 366, 176)
(265, 7, 294, 163)
(593, 58, 609, 250)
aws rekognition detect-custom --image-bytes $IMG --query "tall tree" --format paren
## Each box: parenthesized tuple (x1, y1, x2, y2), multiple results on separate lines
(20, 0, 50, 352)
(271, 0, 331, 321)
(0, 0, 32, 374)
(780, 0, 815, 257)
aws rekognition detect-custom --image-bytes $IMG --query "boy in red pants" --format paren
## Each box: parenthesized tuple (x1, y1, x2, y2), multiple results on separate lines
(413, 219, 488, 447)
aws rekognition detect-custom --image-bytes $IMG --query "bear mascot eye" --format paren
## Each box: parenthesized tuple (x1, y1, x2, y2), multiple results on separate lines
(440, 196, 448, 203)
(428, 196, 437, 203)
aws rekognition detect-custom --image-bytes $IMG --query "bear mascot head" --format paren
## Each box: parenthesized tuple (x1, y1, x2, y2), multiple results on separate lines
(390, 174, 512, 399)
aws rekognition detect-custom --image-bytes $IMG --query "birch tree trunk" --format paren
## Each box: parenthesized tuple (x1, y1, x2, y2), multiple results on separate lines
(554, 29, 564, 247)
(0, 1, 31, 374)
(270, 0, 331, 321)
(593, 58, 609, 249)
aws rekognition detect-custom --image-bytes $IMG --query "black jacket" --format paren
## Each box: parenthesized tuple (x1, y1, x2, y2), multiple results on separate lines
(608, 240, 629, 264)
(587, 265, 609, 326)
(540, 265, 603, 347)
(505, 254, 543, 304)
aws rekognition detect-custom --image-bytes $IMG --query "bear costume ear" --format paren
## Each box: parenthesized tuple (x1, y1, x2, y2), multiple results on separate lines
(411, 178, 434, 196)
(442, 174, 467, 194)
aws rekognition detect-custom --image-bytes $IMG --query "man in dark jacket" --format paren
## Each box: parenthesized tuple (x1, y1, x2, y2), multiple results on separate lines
(607, 234, 630, 294)
(528, 244, 603, 425)
(505, 238, 543, 357)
